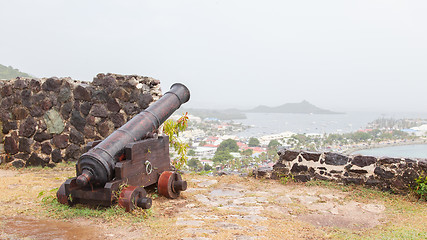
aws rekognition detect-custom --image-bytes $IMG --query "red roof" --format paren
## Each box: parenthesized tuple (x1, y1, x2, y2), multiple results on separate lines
(203, 144, 218, 148)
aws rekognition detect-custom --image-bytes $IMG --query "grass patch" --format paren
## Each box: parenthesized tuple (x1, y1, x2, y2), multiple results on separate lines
(38, 190, 153, 223)
(330, 226, 427, 240)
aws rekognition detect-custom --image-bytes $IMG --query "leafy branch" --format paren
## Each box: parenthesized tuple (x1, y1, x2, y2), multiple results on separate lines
(162, 112, 189, 170)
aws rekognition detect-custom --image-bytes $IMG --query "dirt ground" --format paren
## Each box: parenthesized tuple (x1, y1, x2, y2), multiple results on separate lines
(0, 164, 426, 240)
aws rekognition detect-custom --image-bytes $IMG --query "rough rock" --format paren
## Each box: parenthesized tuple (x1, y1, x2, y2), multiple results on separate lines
(70, 127, 85, 145)
(11, 159, 25, 168)
(41, 142, 52, 155)
(18, 118, 37, 137)
(106, 98, 121, 112)
(52, 135, 69, 149)
(352, 155, 377, 167)
(26, 153, 47, 167)
(73, 85, 91, 101)
(109, 112, 125, 128)
(12, 107, 28, 120)
(325, 152, 348, 166)
(65, 144, 81, 161)
(80, 102, 92, 116)
(89, 104, 109, 118)
(18, 137, 31, 154)
(4, 137, 18, 155)
(70, 111, 86, 132)
(2, 121, 17, 134)
(41, 78, 62, 92)
(44, 109, 65, 134)
(97, 121, 115, 138)
(51, 149, 62, 163)
(34, 132, 53, 142)
(58, 86, 71, 102)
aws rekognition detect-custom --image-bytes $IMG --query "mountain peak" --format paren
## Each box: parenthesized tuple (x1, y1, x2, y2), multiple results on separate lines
(248, 101, 342, 114)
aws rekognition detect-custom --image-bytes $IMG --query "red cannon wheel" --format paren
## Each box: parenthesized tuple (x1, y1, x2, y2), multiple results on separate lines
(56, 183, 72, 205)
(158, 171, 187, 199)
(118, 186, 152, 212)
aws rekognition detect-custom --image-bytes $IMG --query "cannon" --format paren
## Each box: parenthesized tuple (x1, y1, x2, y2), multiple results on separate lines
(56, 83, 190, 212)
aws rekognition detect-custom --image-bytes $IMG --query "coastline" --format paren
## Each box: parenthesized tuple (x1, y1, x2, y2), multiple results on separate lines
(341, 139, 427, 156)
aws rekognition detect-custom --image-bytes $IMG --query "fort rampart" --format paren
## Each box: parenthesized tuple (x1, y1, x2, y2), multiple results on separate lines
(0, 73, 161, 168)
(259, 149, 427, 194)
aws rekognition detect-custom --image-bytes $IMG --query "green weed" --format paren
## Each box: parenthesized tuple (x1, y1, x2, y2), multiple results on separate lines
(413, 175, 427, 201)
(38, 190, 152, 222)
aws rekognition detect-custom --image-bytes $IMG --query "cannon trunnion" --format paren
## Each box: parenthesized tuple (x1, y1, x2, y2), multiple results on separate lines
(56, 83, 190, 212)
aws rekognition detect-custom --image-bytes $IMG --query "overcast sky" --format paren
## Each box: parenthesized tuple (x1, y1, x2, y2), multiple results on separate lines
(1, 0, 426, 113)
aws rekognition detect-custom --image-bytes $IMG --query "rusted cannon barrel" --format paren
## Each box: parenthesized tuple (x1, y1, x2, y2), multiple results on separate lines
(76, 83, 190, 187)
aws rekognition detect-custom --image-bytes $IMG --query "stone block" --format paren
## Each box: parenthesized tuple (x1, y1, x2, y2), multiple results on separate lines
(34, 132, 53, 142)
(137, 93, 153, 109)
(26, 153, 47, 167)
(13, 79, 27, 89)
(89, 104, 108, 118)
(70, 110, 86, 132)
(18, 137, 31, 154)
(58, 86, 71, 102)
(51, 149, 62, 163)
(122, 102, 139, 115)
(19, 117, 37, 137)
(97, 120, 115, 138)
(279, 150, 300, 162)
(294, 175, 311, 182)
(29, 79, 41, 92)
(379, 157, 401, 164)
(11, 159, 25, 168)
(374, 167, 394, 179)
(41, 142, 52, 155)
(52, 134, 69, 149)
(324, 152, 348, 166)
(80, 102, 93, 116)
(41, 77, 62, 92)
(70, 127, 84, 145)
(106, 98, 121, 112)
(301, 151, 321, 162)
(4, 136, 18, 155)
(12, 107, 29, 120)
(60, 102, 73, 119)
(351, 155, 377, 167)
(291, 163, 308, 173)
(112, 87, 130, 101)
(73, 85, 91, 101)
(1, 85, 13, 97)
(44, 109, 65, 134)
(2, 120, 17, 134)
(65, 144, 81, 161)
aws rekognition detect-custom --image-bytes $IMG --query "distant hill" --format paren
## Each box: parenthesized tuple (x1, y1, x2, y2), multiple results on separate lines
(248, 100, 343, 114)
(176, 108, 246, 120)
(0, 64, 32, 79)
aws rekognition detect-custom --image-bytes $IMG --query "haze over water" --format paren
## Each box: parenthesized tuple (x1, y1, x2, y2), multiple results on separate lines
(354, 144, 427, 159)
(234, 111, 427, 138)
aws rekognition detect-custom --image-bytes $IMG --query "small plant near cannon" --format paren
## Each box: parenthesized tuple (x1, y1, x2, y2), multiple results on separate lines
(56, 83, 190, 212)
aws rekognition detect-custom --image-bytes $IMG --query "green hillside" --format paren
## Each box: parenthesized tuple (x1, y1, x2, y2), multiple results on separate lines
(0, 64, 31, 79)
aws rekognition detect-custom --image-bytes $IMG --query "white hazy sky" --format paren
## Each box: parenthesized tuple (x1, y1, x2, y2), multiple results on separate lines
(1, 0, 426, 113)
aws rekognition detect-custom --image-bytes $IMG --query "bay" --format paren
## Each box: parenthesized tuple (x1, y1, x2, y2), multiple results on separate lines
(353, 144, 427, 159)
(233, 112, 427, 138)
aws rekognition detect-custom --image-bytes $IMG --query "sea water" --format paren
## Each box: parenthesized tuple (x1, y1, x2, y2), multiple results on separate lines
(353, 144, 427, 159)
(231, 111, 427, 158)
(233, 111, 427, 137)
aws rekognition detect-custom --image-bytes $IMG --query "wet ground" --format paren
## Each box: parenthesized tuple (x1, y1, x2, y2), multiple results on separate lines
(0, 167, 425, 239)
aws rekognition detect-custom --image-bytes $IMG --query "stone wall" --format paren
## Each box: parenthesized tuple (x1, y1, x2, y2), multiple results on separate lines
(269, 149, 427, 194)
(0, 73, 162, 168)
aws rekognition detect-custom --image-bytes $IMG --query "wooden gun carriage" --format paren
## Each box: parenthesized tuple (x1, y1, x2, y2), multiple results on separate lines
(56, 83, 190, 212)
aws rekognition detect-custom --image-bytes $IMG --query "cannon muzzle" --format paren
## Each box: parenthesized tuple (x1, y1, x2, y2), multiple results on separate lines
(76, 83, 190, 187)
